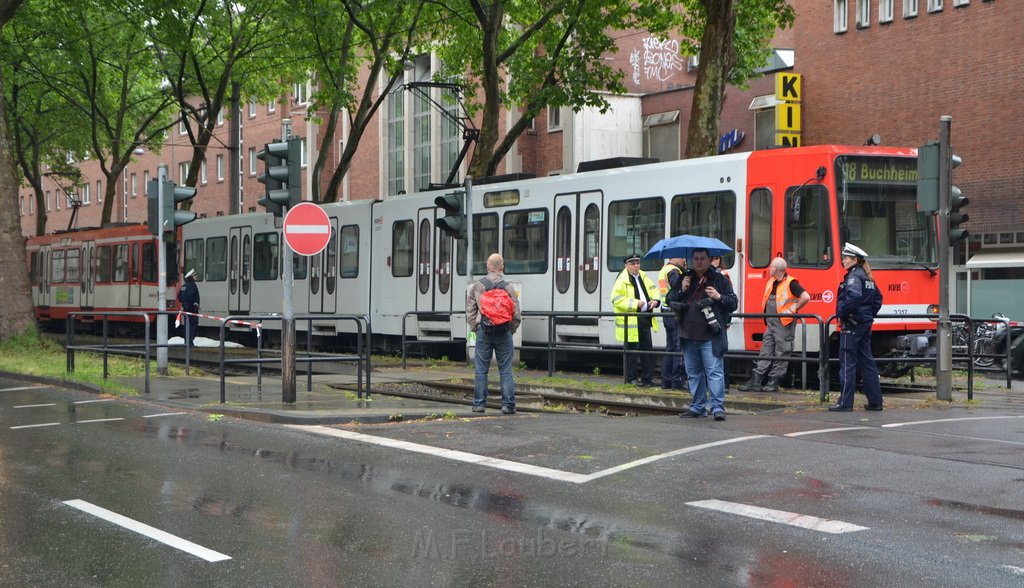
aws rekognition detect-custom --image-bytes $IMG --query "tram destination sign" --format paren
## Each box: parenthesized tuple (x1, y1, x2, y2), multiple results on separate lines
(283, 202, 332, 256)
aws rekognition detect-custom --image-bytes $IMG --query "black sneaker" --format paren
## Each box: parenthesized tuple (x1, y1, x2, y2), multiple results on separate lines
(828, 405, 853, 412)
(680, 409, 706, 418)
(501, 406, 516, 415)
(863, 404, 884, 411)
(472, 406, 485, 413)
(713, 412, 726, 421)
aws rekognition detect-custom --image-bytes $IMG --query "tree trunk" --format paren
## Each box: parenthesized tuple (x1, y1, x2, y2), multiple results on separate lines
(685, 0, 737, 159)
(0, 49, 38, 339)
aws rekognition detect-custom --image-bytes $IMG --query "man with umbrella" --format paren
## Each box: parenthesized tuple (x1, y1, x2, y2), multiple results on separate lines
(610, 253, 660, 386)
(670, 247, 737, 421)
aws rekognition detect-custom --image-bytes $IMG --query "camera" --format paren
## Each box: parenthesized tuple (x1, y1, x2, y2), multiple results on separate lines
(698, 297, 721, 334)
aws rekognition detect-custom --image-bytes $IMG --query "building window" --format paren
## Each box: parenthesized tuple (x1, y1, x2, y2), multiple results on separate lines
(548, 106, 562, 131)
(248, 147, 257, 175)
(642, 111, 680, 163)
(412, 64, 431, 192)
(200, 160, 207, 184)
(178, 162, 190, 184)
(834, 0, 848, 32)
(81, 183, 90, 204)
(952, 0, 968, 6)
(927, 0, 943, 12)
(267, 101, 276, 113)
(904, 0, 918, 17)
(97, 180, 103, 203)
(687, 54, 699, 71)
(248, 100, 257, 118)
(293, 81, 308, 105)
(385, 89, 405, 196)
(880, 0, 894, 21)
(217, 109, 224, 126)
(131, 173, 137, 197)
(179, 116, 188, 135)
(216, 154, 224, 182)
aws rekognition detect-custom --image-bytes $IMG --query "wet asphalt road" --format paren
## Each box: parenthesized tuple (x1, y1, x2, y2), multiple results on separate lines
(3, 376, 1024, 587)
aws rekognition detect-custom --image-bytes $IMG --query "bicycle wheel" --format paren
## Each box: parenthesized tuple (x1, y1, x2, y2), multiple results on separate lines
(973, 337, 997, 368)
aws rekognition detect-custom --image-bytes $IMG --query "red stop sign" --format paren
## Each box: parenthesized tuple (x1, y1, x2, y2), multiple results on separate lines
(283, 202, 332, 256)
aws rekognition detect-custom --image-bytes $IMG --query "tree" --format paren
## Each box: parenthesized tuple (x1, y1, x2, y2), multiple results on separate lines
(682, 0, 794, 158)
(8, 0, 179, 226)
(0, 0, 35, 340)
(432, 0, 680, 179)
(295, 0, 426, 203)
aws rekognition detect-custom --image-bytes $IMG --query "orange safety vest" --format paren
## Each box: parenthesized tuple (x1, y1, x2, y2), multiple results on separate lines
(761, 275, 799, 326)
(657, 262, 684, 303)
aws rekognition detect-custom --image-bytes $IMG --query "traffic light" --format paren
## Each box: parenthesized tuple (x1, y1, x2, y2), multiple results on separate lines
(146, 179, 196, 235)
(948, 153, 969, 244)
(916, 141, 939, 213)
(257, 137, 302, 216)
(434, 190, 466, 239)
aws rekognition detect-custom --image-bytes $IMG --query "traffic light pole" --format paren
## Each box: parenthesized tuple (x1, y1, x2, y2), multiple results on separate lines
(156, 165, 169, 375)
(936, 116, 953, 401)
(280, 120, 296, 403)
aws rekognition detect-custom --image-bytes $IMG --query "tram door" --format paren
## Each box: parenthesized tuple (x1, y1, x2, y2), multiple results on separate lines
(38, 245, 51, 308)
(229, 226, 252, 314)
(129, 242, 143, 308)
(308, 217, 339, 314)
(415, 210, 436, 312)
(81, 241, 94, 308)
(552, 191, 604, 314)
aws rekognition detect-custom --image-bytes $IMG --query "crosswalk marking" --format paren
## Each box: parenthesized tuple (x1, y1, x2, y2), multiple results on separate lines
(687, 499, 869, 534)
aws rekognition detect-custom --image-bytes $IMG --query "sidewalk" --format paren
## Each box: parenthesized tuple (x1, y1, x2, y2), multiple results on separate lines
(108, 363, 1024, 425)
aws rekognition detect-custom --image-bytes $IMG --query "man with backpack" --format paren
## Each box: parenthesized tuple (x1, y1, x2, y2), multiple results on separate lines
(467, 253, 522, 414)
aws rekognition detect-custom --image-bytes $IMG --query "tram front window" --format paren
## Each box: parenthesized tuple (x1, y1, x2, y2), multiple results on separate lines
(835, 155, 937, 269)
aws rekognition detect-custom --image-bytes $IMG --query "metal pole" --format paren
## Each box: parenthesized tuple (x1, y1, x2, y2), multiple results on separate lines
(935, 116, 953, 401)
(281, 120, 296, 403)
(464, 176, 474, 365)
(157, 165, 168, 375)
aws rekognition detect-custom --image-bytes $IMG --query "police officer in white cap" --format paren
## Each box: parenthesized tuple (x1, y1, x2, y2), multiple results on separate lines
(830, 243, 884, 411)
(177, 268, 200, 347)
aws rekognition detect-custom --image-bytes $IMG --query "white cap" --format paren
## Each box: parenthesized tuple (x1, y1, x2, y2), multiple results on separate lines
(184, 269, 196, 279)
(842, 243, 868, 259)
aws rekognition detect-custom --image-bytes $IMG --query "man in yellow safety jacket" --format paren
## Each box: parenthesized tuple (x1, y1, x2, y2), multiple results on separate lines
(611, 254, 660, 386)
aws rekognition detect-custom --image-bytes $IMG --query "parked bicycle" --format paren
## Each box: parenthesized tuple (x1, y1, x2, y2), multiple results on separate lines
(951, 313, 1009, 368)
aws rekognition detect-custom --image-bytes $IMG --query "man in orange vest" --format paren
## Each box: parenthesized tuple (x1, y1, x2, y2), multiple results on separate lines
(738, 257, 810, 393)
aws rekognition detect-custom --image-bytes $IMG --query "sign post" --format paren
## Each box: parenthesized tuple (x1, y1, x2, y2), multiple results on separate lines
(281, 202, 331, 403)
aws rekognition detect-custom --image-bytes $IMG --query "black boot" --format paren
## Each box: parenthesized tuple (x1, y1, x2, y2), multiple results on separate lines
(760, 377, 780, 393)
(737, 374, 761, 392)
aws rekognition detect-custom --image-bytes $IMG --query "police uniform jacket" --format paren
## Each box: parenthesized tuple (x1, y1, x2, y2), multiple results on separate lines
(837, 265, 881, 326)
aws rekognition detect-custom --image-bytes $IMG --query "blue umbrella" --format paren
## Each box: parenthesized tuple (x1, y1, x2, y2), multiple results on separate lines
(643, 234, 732, 260)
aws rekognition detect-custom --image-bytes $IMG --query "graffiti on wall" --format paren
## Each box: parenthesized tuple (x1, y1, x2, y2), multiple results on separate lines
(630, 37, 686, 84)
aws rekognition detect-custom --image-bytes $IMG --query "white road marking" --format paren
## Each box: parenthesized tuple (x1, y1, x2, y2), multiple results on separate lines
(579, 435, 770, 482)
(142, 412, 188, 418)
(287, 425, 591, 483)
(10, 422, 61, 429)
(882, 415, 1024, 428)
(63, 499, 231, 563)
(14, 403, 57, 409)
(287, 426, 768, 484)
(1001, 565, 1024, 576)
(74, 399, 116, 405)
(686, 499, 869, 534)
(785, 426, 870, 437)
(0, 386, 48, 392)
(76, 418, 125, 424)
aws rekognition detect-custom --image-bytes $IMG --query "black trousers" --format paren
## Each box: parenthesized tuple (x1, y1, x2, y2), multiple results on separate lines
(625, 317, 654, 383)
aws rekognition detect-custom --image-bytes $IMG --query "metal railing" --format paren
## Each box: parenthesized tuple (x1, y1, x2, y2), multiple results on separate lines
(66, 311, 154, 394)
(401, 310, 466, 369)
(216, 314, 372, 403)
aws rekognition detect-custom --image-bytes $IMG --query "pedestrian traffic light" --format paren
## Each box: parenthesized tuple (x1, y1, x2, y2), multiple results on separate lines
(146, 179, 196, 234)
(257, 137, 303, 216)
(948, 153, 969, 245)
(434, 190, 466, 239)
(916, 141, 939, 213)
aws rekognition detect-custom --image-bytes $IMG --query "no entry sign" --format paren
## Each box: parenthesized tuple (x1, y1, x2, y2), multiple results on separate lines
(283, 202, 332, 256)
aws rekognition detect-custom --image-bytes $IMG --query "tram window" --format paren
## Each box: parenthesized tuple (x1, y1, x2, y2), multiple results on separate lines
(608, 198, 664, 271)
(392, 220, 414, 277)
(141, 243, 156, 282)
(253, 232, 279, 280)
(555, 206, 571, 293)
(417, 218, 431, 294)
(51, 249, 66, 283)
(340, 225, 359, 278)
(113, 245, 129, 282)
(29, 252, 39, 285)
(748, 188, 772, 268)
(670, 191, 736, 267)
(96, 246, 112, 282)
(784, 184, 831, 268)
(835, 155, 935, 267)
(582, 203, 601, 293)
(206, 236, 228, 281)
(66, 248, 80, 283)
(290, 253, 307, 280)
(183, 238, 205, 281)
(456, 212, 499, 275)
(503, 208, 548, 274)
